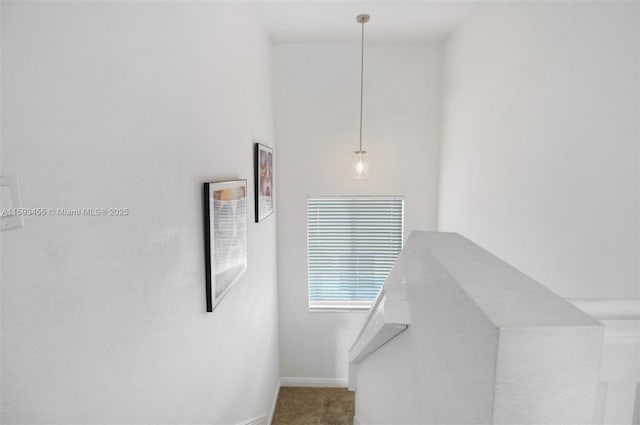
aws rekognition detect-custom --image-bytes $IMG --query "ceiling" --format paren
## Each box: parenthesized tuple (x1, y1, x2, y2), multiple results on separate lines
(254, 1, 479, 42)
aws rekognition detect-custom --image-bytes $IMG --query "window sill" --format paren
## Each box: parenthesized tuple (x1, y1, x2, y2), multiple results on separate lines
(308, 301, 372, 313)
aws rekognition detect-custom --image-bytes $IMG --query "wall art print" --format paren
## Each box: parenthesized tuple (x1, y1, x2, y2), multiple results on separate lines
(203, 179, 248, 312)
(254, 143, 274, 223)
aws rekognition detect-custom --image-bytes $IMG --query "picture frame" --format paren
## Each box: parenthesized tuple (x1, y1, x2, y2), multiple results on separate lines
(254, 143, 274, 222)
(203, 179, 248, 312)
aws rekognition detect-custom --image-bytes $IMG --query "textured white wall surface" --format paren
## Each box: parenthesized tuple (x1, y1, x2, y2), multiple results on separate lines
(355, 232, 604, 425)
(1, 2, 278, 423)
(493, 327, 603, 424)
(273, 43, 442, 383)
(438, 1, 639, 299)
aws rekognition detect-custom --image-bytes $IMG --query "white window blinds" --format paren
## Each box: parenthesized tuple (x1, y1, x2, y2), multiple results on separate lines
(307, 197, 404, 310)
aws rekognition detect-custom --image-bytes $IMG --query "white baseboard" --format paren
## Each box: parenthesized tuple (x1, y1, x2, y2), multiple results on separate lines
(237, 415, 267, 425)
(237, 381, 280, 425)
(268, 381, 281, 425)
(280, 377, 349, 388)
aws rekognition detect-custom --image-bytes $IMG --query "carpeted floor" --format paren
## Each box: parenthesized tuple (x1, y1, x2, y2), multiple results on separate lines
(271, 387, 355, 425)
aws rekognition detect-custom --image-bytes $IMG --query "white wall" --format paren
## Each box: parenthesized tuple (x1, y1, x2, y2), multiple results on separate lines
(273, 43, 442, 383)
(438, 1, 639, 299)
(355, 232, 604, 425)
(1, 2, 278, 423)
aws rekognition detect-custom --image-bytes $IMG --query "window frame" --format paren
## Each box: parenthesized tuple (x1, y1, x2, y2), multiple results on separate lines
(306, 195, 405, 313)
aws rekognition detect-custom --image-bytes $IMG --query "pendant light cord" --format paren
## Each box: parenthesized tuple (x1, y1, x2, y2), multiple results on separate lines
(359, 19, 365, 152)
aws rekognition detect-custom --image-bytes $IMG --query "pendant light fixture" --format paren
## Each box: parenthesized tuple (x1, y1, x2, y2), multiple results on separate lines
(353, 13, 370, 180)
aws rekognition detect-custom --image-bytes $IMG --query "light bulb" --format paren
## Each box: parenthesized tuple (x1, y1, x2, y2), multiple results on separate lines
(352, 151, 369, 179)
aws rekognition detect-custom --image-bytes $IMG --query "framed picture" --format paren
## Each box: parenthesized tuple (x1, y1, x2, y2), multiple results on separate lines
(254, 143, 274, 222)
(203, 180, 248, 312)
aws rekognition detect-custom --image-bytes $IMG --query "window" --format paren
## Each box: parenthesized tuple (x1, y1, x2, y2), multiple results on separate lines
(307, 197, 404, 311)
